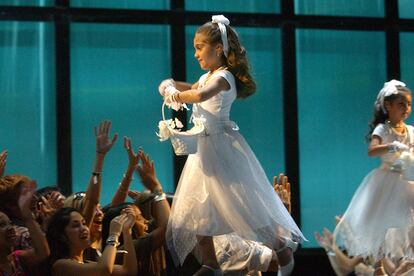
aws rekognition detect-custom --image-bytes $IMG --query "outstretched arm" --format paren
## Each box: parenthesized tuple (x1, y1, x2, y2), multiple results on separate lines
(111, 137, 139, 206)
(167, 76, 229, 104)
(19, 180, 50, 266)
(368, 135, 409, 156)
(84, 120, 118, 229)
(136, 150, 170, 250)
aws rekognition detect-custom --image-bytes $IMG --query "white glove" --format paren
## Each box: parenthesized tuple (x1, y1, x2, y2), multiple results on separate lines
(388, 141, 409, 153)
(164, 86, 188, 111)
(158, 78, 175, 97)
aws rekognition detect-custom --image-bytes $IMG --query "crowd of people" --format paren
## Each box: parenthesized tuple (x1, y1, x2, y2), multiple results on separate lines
(0, 120, 296, 276)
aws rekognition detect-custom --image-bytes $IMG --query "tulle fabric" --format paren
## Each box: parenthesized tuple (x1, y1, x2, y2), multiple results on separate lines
(334, 167, 414, 259)
(166, 125, 305, 265)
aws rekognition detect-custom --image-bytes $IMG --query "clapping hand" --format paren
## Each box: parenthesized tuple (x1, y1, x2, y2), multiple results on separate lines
(273, 173, 291, 213)
(0, 150, 8, 177)
(36, 196, 58, 225)
(121, 206, 136, 232)
(95, 120, 118, 155)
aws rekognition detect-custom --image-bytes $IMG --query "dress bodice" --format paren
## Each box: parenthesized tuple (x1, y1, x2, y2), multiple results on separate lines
(373, 123, 414, 165)
(192, 69, 237, 128)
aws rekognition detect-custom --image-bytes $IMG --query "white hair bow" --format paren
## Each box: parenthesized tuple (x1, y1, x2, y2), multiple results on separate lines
(375, 79, 406, 113)
(211, 15, 230, 57)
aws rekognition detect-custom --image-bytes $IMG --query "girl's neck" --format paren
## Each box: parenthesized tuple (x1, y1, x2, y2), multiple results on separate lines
(209, 64, 226, 73)
(386, 120, 405, 128)
(69, 249, 84, 264)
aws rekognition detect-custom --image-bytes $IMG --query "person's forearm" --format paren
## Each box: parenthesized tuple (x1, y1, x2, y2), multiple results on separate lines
(173, 89, 207, 104)
(175, 81, 192, 91)
(121, 230, 137, 275)
(368, 144, 391, 157)
(98, 241, 118, 274)
(327, 255, 348, 276)
(111, 167, 134, 206)
(84, 152, 104, 228)
(24, 217, 50, 261)
(152, 199, 170, 229)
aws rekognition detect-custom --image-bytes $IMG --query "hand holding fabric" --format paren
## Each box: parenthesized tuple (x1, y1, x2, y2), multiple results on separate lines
(158, 78, 175, 97)
(389, 141, 409, 153)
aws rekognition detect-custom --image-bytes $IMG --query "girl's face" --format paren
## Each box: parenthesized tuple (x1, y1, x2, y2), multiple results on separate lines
(64, 211, 90, 250)
(131, 205, 148, 236)
(90, 204, 103, 235)
(193, 33, 223, 71)
(386, 94, 412, 122)
(0, 212, 16, 249)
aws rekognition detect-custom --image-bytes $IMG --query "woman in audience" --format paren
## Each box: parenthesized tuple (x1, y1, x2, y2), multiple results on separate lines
(105, 146, 170, 275)
(46, 207, 137, 276)
(64, 120, 118, 261)
(0, 178, 50, 275)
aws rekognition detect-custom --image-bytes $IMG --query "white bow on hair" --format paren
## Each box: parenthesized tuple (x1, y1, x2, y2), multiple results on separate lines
(375, 79, 406, 113)
(211, 15, 230, 57)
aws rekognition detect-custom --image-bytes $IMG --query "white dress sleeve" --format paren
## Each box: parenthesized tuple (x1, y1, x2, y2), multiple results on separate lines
(214, 70, 236, 91)
(372, 123, 388, 141)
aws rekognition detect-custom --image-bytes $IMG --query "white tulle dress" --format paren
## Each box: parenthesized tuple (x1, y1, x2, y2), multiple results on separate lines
(334, 123, 414, 260)
(166, 69, 305, 265)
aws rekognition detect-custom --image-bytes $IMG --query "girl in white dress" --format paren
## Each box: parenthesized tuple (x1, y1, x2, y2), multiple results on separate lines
(158, 15, 304, 275)
(334, 80, 414, 265)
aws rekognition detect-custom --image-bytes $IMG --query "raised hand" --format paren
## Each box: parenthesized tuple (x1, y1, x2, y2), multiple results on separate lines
(37, 196, 58, 225)
(18, 180, 37, 221)
(124, 137, 140, 169)
(0, 150, 8, 177)
(273, 173, 291, 213)
(94, 120, 118, 155)
(314, 228, 334, 252)
(136, 150, 160, 192)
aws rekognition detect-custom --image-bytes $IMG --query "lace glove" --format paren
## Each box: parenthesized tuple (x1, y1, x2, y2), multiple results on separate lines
(164, 86, 188, 111)
(388, 141, 409, 153)
(158, 78, 175, 97)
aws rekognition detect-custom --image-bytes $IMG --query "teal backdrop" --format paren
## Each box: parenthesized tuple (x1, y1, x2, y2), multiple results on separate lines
(1, 0, 413, 249)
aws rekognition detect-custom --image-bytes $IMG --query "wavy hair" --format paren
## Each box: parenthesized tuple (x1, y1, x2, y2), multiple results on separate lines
(366, 85, 411, 142)
(196, 22, 256, 99)
(46, 207, 79, 269)
(0, 174, 29, 213)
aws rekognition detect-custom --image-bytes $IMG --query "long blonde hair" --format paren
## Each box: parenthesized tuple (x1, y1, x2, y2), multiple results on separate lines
(196, 22, 256, 99)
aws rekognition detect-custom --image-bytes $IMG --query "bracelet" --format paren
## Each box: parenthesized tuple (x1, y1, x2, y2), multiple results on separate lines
(106, 234, 120, 248)
(152, 188, 163, 195)
(123, 173, 134, 180)
(92, 171, 102, 176)
(174, 92, 181, 103)
(153, 192, 166, 202)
